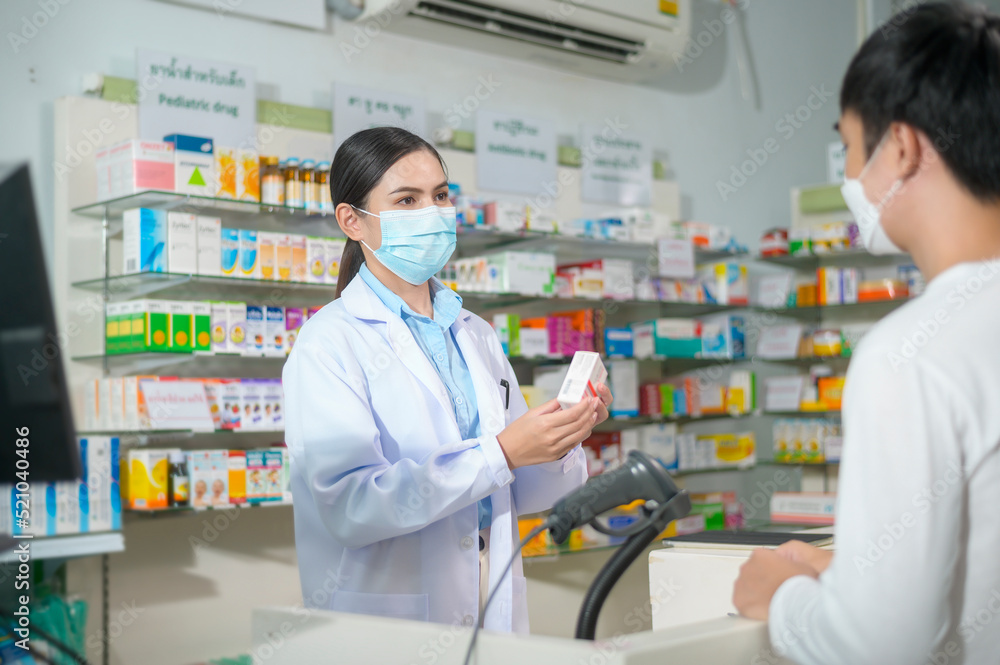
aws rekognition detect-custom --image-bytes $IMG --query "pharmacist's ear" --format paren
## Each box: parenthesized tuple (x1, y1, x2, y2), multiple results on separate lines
(336, 202, 364, 242)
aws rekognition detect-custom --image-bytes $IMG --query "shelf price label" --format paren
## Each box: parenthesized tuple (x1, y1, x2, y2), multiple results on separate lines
(136, 49, 257, 148)
(333, 84, 427, 148)
(475, 110, 557, 197)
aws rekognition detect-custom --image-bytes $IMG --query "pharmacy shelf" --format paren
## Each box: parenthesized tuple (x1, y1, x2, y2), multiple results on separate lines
(70, 272, 740, 317)
(77, 429, 285, 446)
(756, 355, 851, 366)
(70, 191, 745, 265)
(482, 233, 746, 264)
(521, 541, 619, 560)
(759, 460, 839, 467)
(70, 352, 286, 377)
(72, 271, 338, 304)
(762, 298, 911, 320)
(72, 190, 340, 228)
(671, 464, 757, 476)
(0, 532, 124, 563)
(507, 355, 735, 371)
(763, 410, 841, 417)
(124, 500, 292, 517)
(597, 411, 760, 430)
(758, 250, 912, 270)
(462, 292, 737, 316)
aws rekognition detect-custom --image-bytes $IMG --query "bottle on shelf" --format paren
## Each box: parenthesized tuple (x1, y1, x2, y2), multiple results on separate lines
(260, 156, 284, 206)
(301, 159, 320, 214)
(284, 158, 303, 209)
(317, 161, 332, 214)
(168, 451, 190, 507)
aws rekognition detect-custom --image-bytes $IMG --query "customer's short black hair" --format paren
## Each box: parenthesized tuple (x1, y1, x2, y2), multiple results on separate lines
(840, 1, 1000, 201)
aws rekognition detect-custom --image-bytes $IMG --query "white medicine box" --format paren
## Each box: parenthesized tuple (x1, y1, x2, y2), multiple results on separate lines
(166, 212, 197, 274)
(164, 134, 215, 196)
(557, 351, 608, 411)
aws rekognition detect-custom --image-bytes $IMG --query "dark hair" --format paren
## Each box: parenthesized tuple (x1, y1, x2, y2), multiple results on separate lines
(331, 127, 447, 298)
(840, 1, 1000, 202)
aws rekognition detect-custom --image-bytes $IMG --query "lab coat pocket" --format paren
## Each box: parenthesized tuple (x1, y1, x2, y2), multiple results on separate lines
(330, 590, 429, 622)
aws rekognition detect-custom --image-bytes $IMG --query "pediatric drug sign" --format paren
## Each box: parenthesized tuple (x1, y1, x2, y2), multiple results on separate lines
(137, 49, 257, 148)
(476, 110, 557, 196)
(333, 84, 427, 147)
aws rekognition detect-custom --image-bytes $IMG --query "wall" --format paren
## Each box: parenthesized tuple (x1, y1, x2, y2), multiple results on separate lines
(1, 0, 858, 662)
(2, 0, 856, 264)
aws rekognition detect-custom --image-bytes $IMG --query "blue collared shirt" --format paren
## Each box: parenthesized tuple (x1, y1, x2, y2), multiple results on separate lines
(359, 264, 492, 530)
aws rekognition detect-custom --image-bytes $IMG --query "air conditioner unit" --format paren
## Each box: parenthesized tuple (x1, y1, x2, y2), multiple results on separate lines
(344, 0, 692, 83)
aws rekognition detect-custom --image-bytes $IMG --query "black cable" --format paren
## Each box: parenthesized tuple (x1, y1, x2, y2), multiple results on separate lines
(575, 519, 663, 640)
(461, 522, 548, 665)
(0, 609, 90, 665)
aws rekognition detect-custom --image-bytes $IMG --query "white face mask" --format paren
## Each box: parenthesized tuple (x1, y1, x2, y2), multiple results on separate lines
(840, 133, 905, 255)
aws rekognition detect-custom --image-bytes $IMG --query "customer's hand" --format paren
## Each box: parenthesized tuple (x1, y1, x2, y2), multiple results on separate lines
(497, 397, 599, 469)
(733, 548, 819, 621)
(775, 539, 834, 575)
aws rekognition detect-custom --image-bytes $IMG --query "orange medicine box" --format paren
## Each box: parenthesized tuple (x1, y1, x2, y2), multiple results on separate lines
(228, 450, 247, 504)
(817, 376, 845, 410)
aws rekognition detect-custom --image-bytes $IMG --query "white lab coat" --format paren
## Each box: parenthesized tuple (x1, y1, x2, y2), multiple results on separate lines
(282, 275, 588, 634)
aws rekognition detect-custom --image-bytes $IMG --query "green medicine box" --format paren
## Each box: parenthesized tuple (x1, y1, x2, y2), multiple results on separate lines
(136, 300, 170, 352)
(167, 301, 194, 353)
(192, 302, 212, 353)
(105, 302, 121, 355)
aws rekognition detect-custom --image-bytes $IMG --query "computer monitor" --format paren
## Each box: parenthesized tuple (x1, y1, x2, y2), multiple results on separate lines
(0, 163, 81, 482)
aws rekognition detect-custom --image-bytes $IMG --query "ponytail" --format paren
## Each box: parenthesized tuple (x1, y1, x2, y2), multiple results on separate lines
(335, 238, 365, 299)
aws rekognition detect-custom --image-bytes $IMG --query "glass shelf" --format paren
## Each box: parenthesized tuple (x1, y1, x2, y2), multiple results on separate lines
(77, 428, 285, 446)
(521, 541, 620, 559)
(759, 250, 912, 270)
(462, 292, 737, 315)
(478, 232, 746, 264)
(71, 271, 742, 316)
(763, 410, 841, 417)
(70, 192, 745, 264)
(597, 411, 759, 430)
(755, 355, 851, 366)
(125, 500, 292, 517)
(670, 464, 757, 476)
(0, 532, 124, 563)
(72, 271, 339, 304)
(71, 191, 340, 237)
(70, 352, 286, 377)
(507, 355, 737, 370)
(72, 190, 333, 221)
(763, 298, 911, 319)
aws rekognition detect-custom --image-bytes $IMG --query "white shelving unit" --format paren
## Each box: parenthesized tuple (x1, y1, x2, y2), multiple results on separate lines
(0, 532, 125, 564)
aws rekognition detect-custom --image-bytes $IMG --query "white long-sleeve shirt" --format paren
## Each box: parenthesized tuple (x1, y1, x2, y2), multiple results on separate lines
(769, 259, 1000, 665)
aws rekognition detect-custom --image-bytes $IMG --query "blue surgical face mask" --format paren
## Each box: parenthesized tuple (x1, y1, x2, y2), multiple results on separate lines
(353, 204, 457, 285)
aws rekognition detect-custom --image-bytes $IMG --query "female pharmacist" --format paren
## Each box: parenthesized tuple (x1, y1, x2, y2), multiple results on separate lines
(283, 126, 613, 633)
(734, 3, 1000, 663)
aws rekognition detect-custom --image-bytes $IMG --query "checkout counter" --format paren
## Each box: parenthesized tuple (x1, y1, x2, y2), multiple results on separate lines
(249, 533, 835, 664)
(250, 607, 789, 664)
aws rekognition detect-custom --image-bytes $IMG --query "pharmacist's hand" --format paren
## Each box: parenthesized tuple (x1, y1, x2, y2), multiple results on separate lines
(594, 382, 613, 425)
(497, 397, 599, 470)
(733, 548, 819, 621)
(775, 540, 834, 575)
